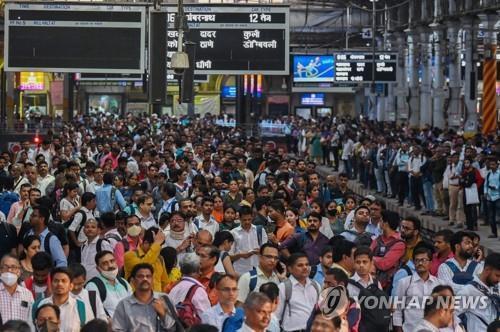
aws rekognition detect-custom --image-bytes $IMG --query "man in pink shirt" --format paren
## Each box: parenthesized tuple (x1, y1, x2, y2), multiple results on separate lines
(370, 210, 406, 289)
(430, 229, 454, 276)
(7, 183, 31, 229)
(100, 147, 121, 170)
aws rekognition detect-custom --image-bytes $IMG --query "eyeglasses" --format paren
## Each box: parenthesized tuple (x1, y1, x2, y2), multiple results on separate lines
(1, 265, 20, 272)
(414, 258, 431, 264)
(262, 254, 279, 261)
(400, 225, 415, 231)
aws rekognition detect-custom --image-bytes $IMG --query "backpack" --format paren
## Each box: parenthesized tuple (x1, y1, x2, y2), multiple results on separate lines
(445, 260, 478, 285)
(68, 210, 87, 235)
(0, 191, 19, 216)
(175, 284, 202, 328)
(373, 237, 405, 287)
(459, 280, 500, 328)
(280, 278, 320, 328)
(253, 171, 269, 190)
(346, 230, 373, 247)
(86, 276, 128, 314)
(348, 279, 391, 332)
(256, 225, 264, 247)
(161, 295, 185, 332)
(221, 307, 245, 332)
(248, 268, 259, 292)
(96, 238, 111, 253)
(32, 297, 86, 327)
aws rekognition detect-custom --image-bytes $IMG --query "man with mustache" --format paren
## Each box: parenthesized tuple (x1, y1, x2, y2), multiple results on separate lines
(112, 263, 176, 331)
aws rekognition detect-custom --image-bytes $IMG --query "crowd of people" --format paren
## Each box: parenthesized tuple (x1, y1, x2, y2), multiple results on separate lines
(0, 112, 497, 332)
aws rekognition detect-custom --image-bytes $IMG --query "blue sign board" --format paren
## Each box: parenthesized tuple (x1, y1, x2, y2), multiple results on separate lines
(221, 86, 237, 99)
(293, 55, 335, 82)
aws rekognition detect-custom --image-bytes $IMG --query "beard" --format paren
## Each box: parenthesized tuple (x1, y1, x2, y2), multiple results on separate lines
(460, 249, 473, 260)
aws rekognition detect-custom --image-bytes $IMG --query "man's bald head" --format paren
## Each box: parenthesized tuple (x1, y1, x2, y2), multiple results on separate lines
(195, 230, 213, 249)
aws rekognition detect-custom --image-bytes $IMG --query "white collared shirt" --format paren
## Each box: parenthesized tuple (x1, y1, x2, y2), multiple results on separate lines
(393, 273, 444, 331)
(193, 215, 219, 237)
(413, 319, 441, 332)
(81, 236, 113, 281)
(68, 207, 96, 243)
(237, 266, 280, 303)
(437, 258, 483, 294)
(456, 276, 499, 331)
(276, 276, 320, 331)
(237, 322, 257, 332)
(200, 303, 236, 331)
(38, 295, 94, 332)
(347, 273, 382, 299)
(137, 212, 157, 230)
(231, 225, 268, 275)
(38, 174, 54, 196)
(86, 275, 131, 318)
(71, 288, 107, 320)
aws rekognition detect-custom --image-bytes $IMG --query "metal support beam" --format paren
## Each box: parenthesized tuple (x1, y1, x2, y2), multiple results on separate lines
(462, 16, 479, 136)
(419, 27, 432, 127)
(431, 25, 446, 128)
(446, 21, 461, 128)
(407, 30, 420, 128)
(395, 32, 409, 123)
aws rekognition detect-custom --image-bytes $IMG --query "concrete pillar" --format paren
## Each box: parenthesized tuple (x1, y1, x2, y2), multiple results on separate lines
(479, 13, 498, 134)
(5, 73, 15, 128)
(407, 30, 420, 128)
(395, 32, 408, 123)
(431, 26, 446, 129)
(462, 16, 479, 136)
(446, 21, 461, 128)
(419, 27, 432, 128)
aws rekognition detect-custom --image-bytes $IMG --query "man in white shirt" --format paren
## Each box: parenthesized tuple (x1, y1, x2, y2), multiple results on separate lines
(393, 246, 444, 332)
(169, 253, 211, 318)
(0, 255, 34, 322)
(193, 197, 219, 237)
(238, 292, 273, 332)
(164, 212, 194, 262)
(37, 161, 54, 196)
(456, 253, 500, 331)
(69, 263, 107, 321)
(86, 250, 132, 318)
(276, 253, 320, 332)
(80, 219, 113, 281)
(231, 206, 268, 275)
(438, 231, 483, 294)
(136, 194, 157, 230)
(408, 146, 426, 211)
(347, 246, 382, 299)
(36, 267, 93, 332)
(201, 275, 238, 330)
(68, 192, 96, 255)
(413, 291, 455, 332)
(237, 242, 281, 305)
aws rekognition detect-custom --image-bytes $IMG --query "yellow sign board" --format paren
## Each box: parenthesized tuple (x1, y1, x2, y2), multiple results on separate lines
(19, 72, 45, 90)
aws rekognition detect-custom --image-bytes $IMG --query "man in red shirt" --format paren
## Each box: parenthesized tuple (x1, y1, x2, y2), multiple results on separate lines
(370, 210, 406, 289)
(430, 229, 454, 276)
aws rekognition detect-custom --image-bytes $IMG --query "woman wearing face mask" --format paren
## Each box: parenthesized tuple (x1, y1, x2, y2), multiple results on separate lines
(326, 201, 345, 236)
(20, 235, 41, 282)
(0, 255, 34, 323)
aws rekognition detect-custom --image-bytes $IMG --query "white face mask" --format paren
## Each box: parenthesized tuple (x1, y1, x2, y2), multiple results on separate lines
(101, 268, 118, 280)
(127, 225, 142, 237)
(1, 272, 18, 286)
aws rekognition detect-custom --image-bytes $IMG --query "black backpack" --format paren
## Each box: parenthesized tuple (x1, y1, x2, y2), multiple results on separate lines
(348, 279, 391, 332)
(86, 276, 129, 316)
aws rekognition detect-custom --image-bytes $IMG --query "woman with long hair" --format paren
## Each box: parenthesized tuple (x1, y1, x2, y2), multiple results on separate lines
(213, 231, 238, 278)
(59, 182, 80, 225)
(19, 235, 41, 281)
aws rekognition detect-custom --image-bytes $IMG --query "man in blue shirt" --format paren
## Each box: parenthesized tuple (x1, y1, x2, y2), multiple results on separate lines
(95, 172, 127, 215)
(312, 245, 333, 287)
(28, 205, 67, 267)
(485, 158, 500, 238)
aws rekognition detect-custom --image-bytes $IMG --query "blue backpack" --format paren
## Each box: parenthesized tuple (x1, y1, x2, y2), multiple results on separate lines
(0, 191, 19, 216)
(221, 307, 245, 332)
(445, 260, 478, 285)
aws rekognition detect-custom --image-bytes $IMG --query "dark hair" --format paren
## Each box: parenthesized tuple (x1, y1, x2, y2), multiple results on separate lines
(95, 250, 114, 266)
(81, 319, 109, 332)
(130, 263, 154, 279)
(484, 253, 500, 270)
(268, 200, 285, 215)
(213, 231, 234, 247)
(412, 245, 433, 261)
(81, 192, 96, 206)
(103, 172, 114, 185)
(20, 235, 40, 260)
(450, 231, 473, 254)
(338, 172, 349, 179)
(487, 320, 500, 332)
(239, 205, 253, 217)
(201, 196, 214, 206)
(434, 229, 454, 243)
(332, 240, 356, 263)
(307, 211, 323, 220)
(69, 263, 86, 279)
(143, 227, 159, 244)
(320, 245, 333, 257)
(32, 251, 53, 271)
(259, 282, 280, 301)
(370, 199, 386, 210)
(310, 199, 324, 215)
(35, 303, 60, 320)
(188, 325, 218, 332)
(100, 212, 116, 229)
(381, 210, 400, 231)
(287, 252, 309, 267)
(161, 182, 177, 198)
(199, 245, 220, 266)
(63, 182, 79, 197)
(403, 216, 422, 232)
(0, 320, 31, 332)
(160, 247, 178, 274)
(50, 267, 73, 280)
(32, 205, 50, 225)
(254, 197, 269, 211)
(354, 246, 373, 260)
(260, 242, 279, 255)
(137, 194, 153, 206)
(29, 188, 41, 196)
(326, 268, 349, 286)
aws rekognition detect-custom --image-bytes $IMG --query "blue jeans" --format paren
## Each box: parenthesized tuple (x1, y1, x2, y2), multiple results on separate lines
(423, 180, 435, 212)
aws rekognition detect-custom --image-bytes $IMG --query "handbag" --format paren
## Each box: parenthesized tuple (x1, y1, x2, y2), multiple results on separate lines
(465, 183, 480, 205)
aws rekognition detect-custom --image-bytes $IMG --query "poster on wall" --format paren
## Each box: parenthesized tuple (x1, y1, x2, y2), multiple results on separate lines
(173, 94, 220, 116)
(88, 94, 123, 116)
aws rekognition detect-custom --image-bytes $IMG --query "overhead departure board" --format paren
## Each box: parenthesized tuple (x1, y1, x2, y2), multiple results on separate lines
(164, 5, 289, 75)
(334, 53, 397, 82)
(5, 3, 145, 73)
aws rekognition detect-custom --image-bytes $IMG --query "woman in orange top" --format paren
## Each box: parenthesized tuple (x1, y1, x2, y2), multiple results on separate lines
(211, 194, 224, 223)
